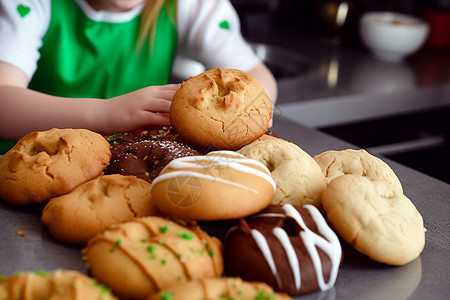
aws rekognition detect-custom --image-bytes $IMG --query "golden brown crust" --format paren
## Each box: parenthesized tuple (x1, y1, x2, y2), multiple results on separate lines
(0, 269, 118, 300)
(0, 128, 111, 205)
(146, 277, 292, 300)
(316, 149, 424, 265)
(239, 139, 327, 207)
(151, 151, 275, 221)
(82, 216, 224, 300)
(313, 149, 403, 198)
(323, 175, 425, 266)
(170, 68, 272, 150)
(42, 174, 159, 244)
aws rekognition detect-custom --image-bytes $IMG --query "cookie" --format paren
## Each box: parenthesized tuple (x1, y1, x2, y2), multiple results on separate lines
(313, 149, 403, 197)
(238, 139, 327, 207)
(42, 174, 159, 244)
(147, 277, 292, 300)
(0, 128, 111, 205)
(104, 131, 201, 182)
(151, 151, 276, 220)
(0, 269, 118, 300)
(82, 216, 224, 299)
(170, 68, 272, 150)
(322, 174, 425, 266)
(224, 204, 342, 296)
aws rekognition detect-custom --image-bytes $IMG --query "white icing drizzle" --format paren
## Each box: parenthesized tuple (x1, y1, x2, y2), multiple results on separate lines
(152, 151, 276, 193)
(282, 204, 342, 292)
(251, 229, 278, 277)
(248, 204, 342, 293)
(273, 227, 301, 290)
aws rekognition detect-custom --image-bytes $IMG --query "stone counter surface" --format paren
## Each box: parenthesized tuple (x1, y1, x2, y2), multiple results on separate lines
(1, 116, 449, 299)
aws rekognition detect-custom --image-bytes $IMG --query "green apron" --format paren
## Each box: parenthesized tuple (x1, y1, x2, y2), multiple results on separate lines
(1, 0, 177, 154)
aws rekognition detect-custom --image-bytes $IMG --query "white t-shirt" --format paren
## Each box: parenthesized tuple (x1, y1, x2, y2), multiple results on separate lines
(0, 0, 260, 81)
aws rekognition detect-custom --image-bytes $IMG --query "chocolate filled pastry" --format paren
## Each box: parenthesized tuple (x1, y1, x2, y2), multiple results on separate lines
(105, 128, 201, 182)
(224, 204, 342, 296)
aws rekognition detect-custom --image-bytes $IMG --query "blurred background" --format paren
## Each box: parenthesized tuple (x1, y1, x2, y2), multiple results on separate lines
(230, 0, 450, 184)
(172, 0, 450, 183)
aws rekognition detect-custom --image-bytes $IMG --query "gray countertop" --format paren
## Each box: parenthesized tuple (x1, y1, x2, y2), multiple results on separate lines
(1, 116, 449, 299)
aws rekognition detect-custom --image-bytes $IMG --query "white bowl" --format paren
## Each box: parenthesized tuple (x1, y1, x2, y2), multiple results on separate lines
(359, 12, 430, 62)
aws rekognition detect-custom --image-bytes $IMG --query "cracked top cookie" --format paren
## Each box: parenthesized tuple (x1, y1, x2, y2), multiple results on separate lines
(170, 68, 272, 151)
(42, 174, 159, 244)
(0, 128, 111, 205)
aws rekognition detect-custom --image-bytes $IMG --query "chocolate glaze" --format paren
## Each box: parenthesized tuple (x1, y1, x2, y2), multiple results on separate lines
(224, 204, 342, 296)
(104, 128, 201, 182)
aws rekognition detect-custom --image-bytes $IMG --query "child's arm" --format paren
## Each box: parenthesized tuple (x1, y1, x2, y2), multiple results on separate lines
(0, 62, 178, 140)
(247, 62, 278, 105)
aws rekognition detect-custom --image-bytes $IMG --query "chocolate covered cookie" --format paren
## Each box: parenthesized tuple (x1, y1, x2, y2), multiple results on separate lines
(224, 204, 342, 296)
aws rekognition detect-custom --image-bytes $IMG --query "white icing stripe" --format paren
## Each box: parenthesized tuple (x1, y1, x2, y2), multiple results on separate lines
(251, 229, 278, 277)
(152, 171, 259, 194)
(154, 151, 277, 193)
(282, 204, 342, 291)
(273, 227, 301, 291)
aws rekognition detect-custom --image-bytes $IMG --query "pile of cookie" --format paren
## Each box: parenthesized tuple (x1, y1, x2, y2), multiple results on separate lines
(0, 68, 425, 300)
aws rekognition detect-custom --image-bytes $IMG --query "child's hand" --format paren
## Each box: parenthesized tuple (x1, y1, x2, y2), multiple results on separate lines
(102, 84, 180, 133)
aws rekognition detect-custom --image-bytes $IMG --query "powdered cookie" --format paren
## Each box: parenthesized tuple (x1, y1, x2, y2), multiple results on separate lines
(224, 204, 342, 296)
(0, 269, 118, 300)
(313, 149, 403, 197)
(148, 277, 292, 300)
(322, 174, 425, 266)
(239, 139, 327, 207)
(42, 174, 158, 244)
(170, 68, 272, 150)
(0, 128, 111, 205)
(151, 151, 276, 220)
(83, 216, 223, 299)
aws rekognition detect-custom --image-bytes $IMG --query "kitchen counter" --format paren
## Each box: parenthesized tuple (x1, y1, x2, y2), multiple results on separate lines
(1, 116, 450, 299)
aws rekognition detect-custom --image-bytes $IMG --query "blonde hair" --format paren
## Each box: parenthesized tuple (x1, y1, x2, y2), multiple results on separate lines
(137, 0, 176, 51)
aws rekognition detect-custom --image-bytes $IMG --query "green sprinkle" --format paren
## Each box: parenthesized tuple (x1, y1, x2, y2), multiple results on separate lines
(208, 249, 214, 257)
(254, 290, 276, 300)
(147, 245, 156, 253)
(141, 239, 147, 243)
(160, 291, 174, 300)
(159, 239, 165, 244)
(115, 240, 121, 246)
(178, 232, 194, 240)
(57, 286, 65, 294)
(113, 141, 118, 145)
(92, 279, 112, 296)
(159, 226, 169, 233)
(161, 259, 167, 265)
(175, 253, 182, 259)
(35, 270, 48, 277)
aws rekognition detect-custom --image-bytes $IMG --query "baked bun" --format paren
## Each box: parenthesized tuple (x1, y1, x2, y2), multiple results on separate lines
(147, 277, 292, 300)
(170, 68, 272, 150)
(224, 204, 342, 296)
(151, 151, 276, 220)
(82, 216, 223, 299)
(105, 128, 200, 182)
(42, 174, 159, 244)
(0, 269, 118, 300)
(239, 139, 327, 207)
(313, 149, 403, 197)
(0, 128, 111, 205)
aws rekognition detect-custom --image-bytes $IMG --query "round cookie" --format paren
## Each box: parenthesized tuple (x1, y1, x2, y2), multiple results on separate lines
(313, 149, 403, 197)
(147, 277, 292, 300)
(224, 204, 342, 296)
(151, 151, 276, 220)
(0, 269, 118, 300)
(322, 174, 425, 266)
(170, 68, 272, 150)
(42, 174, 159, 244)
(104, 130, 201, 182)
(238, 139, 327, 207)
(82, 216, 224, 300)
(0, 128, 111, 205)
